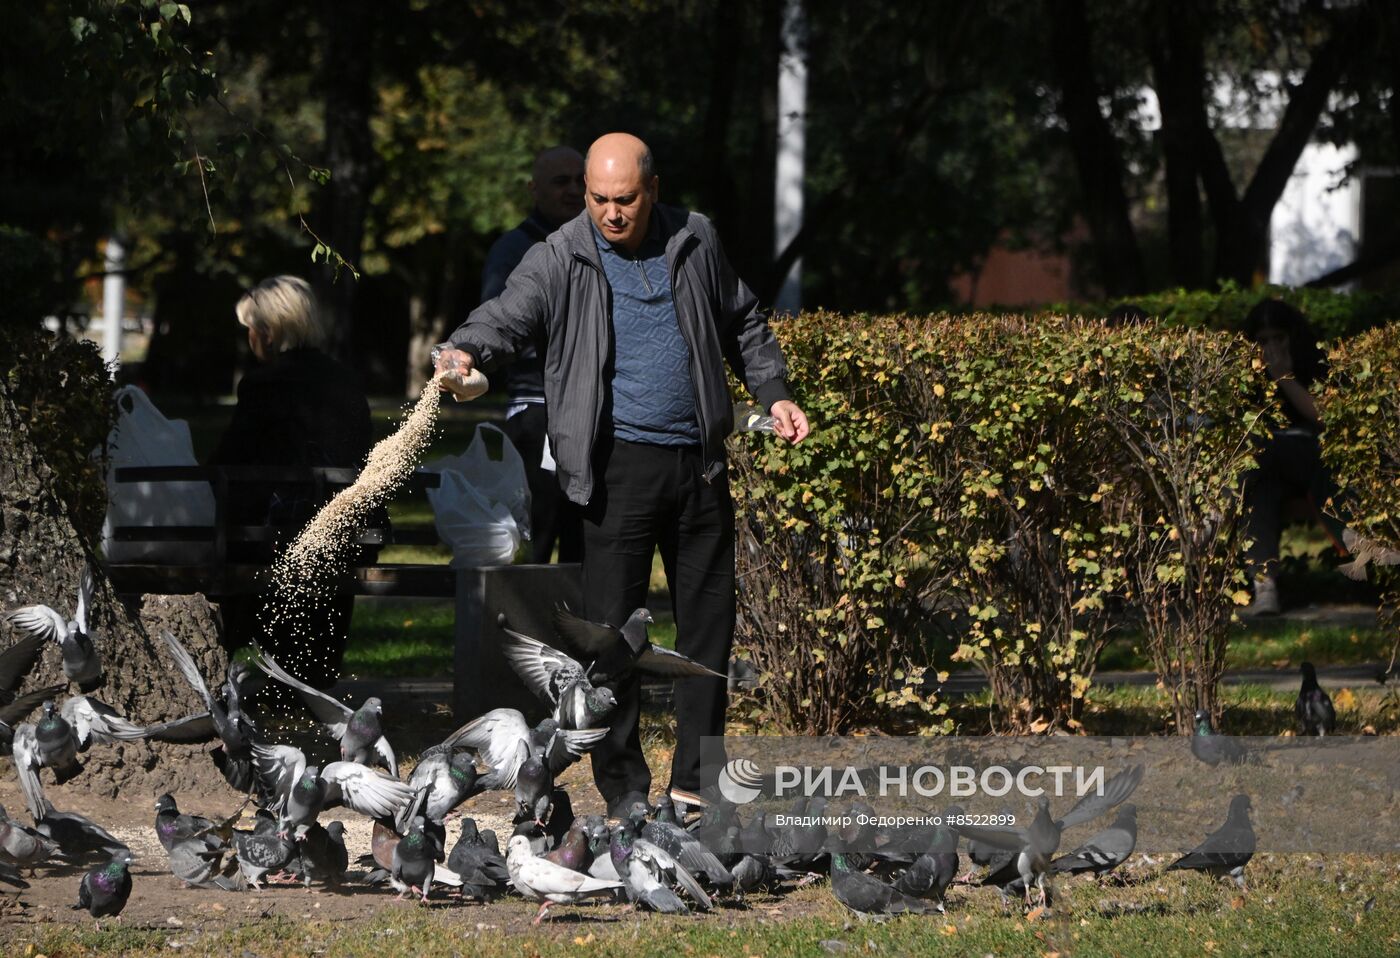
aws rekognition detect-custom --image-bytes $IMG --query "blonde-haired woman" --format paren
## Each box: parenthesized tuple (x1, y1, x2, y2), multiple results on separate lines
(210, 276, 371, 689)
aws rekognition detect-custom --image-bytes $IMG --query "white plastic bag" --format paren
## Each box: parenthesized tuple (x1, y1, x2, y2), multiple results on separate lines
(101, 385, 217, 563)
(426, 423, 530, 568)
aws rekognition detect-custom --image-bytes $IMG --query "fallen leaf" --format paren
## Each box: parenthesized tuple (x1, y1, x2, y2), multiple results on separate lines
(1334, 688, 1357, 712)
(939, 924, 957, 936)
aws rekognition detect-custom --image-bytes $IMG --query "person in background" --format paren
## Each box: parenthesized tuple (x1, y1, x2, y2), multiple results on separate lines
(481, 146, 587, 563)
(1240, 299, 1347, 616)
(209, 275, 372, 687)
(436, 133, 810, 818)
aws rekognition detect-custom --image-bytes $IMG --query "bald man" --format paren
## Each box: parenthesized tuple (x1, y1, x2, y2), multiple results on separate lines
(480, 146, 586, 563)
(438, 133, 809, 818)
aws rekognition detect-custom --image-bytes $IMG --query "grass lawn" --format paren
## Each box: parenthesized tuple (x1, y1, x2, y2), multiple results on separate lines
(18, 854, 1399, 957)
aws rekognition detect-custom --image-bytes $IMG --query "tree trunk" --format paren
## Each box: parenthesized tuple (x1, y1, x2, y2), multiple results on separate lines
(314, 0, 376, 360)
(1047, 0, 1146, 296)
(0, 386, 230, 801)
(1149, 0, 1205, 289)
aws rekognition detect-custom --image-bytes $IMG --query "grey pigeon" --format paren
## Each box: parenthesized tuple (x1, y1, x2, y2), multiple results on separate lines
(506, 833, 625, 925)
(830, 851, 932, 917)
(552, 606, 726, 685)
(254, 653, 397, 772)
(399, 745, 483, 831)
(291, 820, 349, 887)
(391, 815, 438, 902)
(0, 634, 47, 707)
(447, 708, 606, 789)
(889, 819, 959, 910)
(628, 800, 733, 887)
(1051, 803, 1137, 879)
(1166, 794, 1255, 891)
(498, 624, 619, 730)
(167, 837, 238, 890)
(231, 825, 296, 888)
(1295, 662, 1336, 736)
(72, 851, 133, 923)
(1191, 710, 1251, 766)
(157, 630, 262, 791)
(542, 820, 595, 873)
(610, 818, 712, 914)
(0, 684, 62, 758)
(0, 861, 28, 889)
(153, 793, 233, 853)
(33, 800, 129, 863)
(252, 744, 413, 836)
(515, 744, 553, 827)
(7, 564, 104, 691)
(0, 805, 62, 871)
(446, 818, 509, 901)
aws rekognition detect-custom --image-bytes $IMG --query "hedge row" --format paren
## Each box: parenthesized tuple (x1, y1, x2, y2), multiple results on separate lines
(730, 312, 1275, 735)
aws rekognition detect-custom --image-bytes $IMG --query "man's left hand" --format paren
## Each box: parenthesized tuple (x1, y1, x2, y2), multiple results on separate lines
(769, 400, 811, 444)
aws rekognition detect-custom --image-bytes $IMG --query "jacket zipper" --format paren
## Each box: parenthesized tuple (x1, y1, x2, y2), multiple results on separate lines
(667, 234, 716, 483)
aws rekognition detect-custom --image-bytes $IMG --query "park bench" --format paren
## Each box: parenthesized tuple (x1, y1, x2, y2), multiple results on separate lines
(104, 464, 573, 720)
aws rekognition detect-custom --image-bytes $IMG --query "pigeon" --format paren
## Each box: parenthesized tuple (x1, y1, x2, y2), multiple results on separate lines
(154, 794, 228, 852)
(0, 805, 62, 871)
(1338, 528, 1400, 581)
(254, 653, 397, 772)
(542, 820, 596, 872)
(391, 815, 437, 902)
(889, 817, 960, 910)
(959, 765, 1144, 908)
(252, 743, 413, 836)
(610, 818, 712, 914)
(290, 820, 349, 887)
(1051, 803, 1137, 879)
(447, 708, 607, 789)
(446, 818, 510, 901)
(0, 634, 47, 707)
(167, 838, 238, 890)
(1295, 662, 1336, 736)
(628, 801, 732, 888)
(72, 850, 133, 922)
(231, 824, 296, 888)
(33, 800, 129, 862)
(1190, 710, 1252, 766)
(552, 607, 726, 685)
(0, 861, 29, 889)
(1166, 794, 1255, 891)
(157, 629, 262, 791)
(7, 565, 103, 691)
(830, 851, 933, 917)
(506, 833, 625, 925)
(398, 745, 484, 831)
(0, 684, 63, 757)
(498, 624, 619, 729)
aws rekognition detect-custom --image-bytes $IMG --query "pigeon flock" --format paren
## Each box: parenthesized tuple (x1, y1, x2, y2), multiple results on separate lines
(0, 568, 1344, 926)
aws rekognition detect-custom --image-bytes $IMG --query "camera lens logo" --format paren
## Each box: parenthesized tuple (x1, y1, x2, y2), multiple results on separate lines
(717, 758, 764, 805)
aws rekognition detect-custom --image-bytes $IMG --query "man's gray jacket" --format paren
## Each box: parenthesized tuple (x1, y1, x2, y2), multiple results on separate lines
(448, 204, 791, 506)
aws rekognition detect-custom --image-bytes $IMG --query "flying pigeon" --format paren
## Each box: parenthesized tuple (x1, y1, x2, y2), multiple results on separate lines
(0, 634, 47, 707)
(446, 708, 607, 790)
(506, 833, 625, 925)
(7, 566, 104, 691)
(1295, 662, 1336, 736)
(254, 653, 397, 773)
(72, 850, 133, 923)
(498, 624, 619, 729)
(830, 851, 933, 917)
(33, 799, 129, 863)
(251, 743, 413, 836)
(1338, 528, 1400, 581)
(0, 683, 63, 757)
(552, 607, 726, 685)
(166, 838, 238, 890)
(610, 817, 712, 914)
(398, 745, 484, 833)
(157, 629, 262, 791)
(1051, 803, 1137, 880)
(1166, 794, 1255, 891)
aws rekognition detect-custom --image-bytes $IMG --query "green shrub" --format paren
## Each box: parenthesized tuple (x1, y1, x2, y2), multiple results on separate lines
(731, 312, 1270, 734)
(1319, 322, 1400, 667)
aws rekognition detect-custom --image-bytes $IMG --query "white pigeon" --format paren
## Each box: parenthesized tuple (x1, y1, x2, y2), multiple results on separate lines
(6, 565, 103, 690)
(505, 834, 623, 925)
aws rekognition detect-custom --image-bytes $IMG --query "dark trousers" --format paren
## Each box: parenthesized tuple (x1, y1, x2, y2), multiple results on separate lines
(580, 437, 735, 805)
(1244, 429, 1347, 575)
(502, 403, 583, 563)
